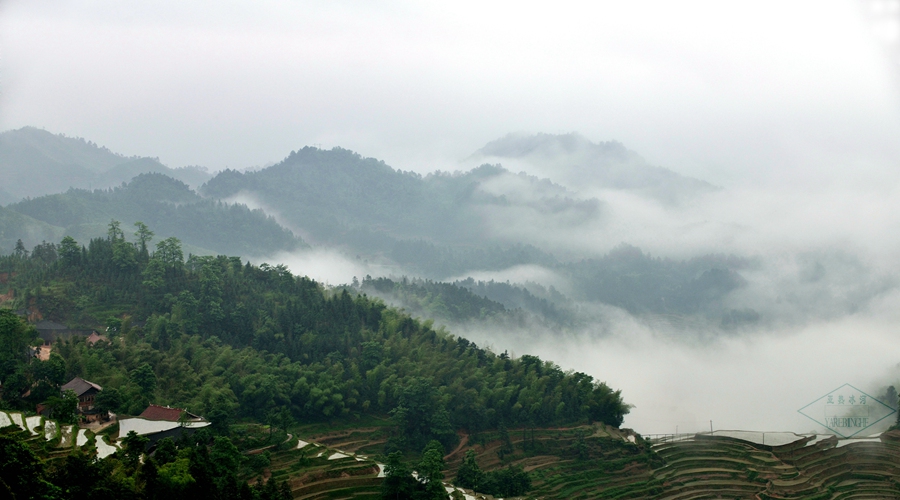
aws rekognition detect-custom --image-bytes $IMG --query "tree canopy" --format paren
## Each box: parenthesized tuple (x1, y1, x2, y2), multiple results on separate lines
(0, 229, 631, 436)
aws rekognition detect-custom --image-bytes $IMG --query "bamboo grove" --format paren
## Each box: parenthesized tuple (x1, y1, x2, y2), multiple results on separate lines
(0, 222, 630, 450)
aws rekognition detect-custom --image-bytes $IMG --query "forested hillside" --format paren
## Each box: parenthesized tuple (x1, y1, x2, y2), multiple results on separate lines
(5, 173, 303, 257)
(199, 147, 754, 321)
(0, 228, 631, 447)
(201, 149, 595, 257)
(1, 128, 757, 324)
(355, 275, 575, 328)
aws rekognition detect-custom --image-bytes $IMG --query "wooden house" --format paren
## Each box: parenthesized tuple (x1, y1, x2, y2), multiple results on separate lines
(60, 377, 102, 417)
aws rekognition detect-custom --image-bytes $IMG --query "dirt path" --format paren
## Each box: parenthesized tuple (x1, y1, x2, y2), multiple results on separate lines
(444, 432, 469, 461)
(246, 433, 293, 455)
(308, 427, 384, 442)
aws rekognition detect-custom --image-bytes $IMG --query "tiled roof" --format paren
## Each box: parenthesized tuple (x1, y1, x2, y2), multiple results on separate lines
(139, 404, 201, 422)
(86, 332, 108, 346)
(61, 377, 102, 396)
(35, 320, 68, 330)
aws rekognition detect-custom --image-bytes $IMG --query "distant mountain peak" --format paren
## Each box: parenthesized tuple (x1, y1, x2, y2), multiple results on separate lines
(468, 132, 717, 203)
(0, 127, 212, 202)
(473, 132, 630, 161)
(1, 126, 132, 173)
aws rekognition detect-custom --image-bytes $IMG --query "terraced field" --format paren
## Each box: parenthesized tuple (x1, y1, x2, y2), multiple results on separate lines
(0, 409, 118, 458)
(9, 407, 900, 499)
(441, 427, 900, 499)
(441, 424, 661, 500)
(265, 441, 383, 500)
(643, 432, 900, 500)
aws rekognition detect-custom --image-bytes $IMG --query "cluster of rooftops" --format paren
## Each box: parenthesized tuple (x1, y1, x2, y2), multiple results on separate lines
(57, 376, 210, 442)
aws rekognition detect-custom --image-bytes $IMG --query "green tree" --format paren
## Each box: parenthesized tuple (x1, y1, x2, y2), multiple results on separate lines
(120, 430, 149, 470)
(155, 237, 184, 269)
(0, 310, 37, 385)
(112, 238, 138, 271)
(106, 316, 122, 334)
(134, 221, 154, 258)
(13, 238, 28, 259)
(205, 392, 237, 435)
(131, 363, 158, 394)
(154, 437, 179, 465)
(46, 389, 79, 425)
(381, 451, 417, 500)
(210, 436, 242, 469)
(454, 450, 483, 492)
(30, 241, 57, 265)
(58, 235, 81, 266)
(481, 465, 531, 497)
(198, 260, 225, 331)
(391, 378, 456, 450)
(417, 440, 448, 500)
(95, 387, 123, 417)
(107, 219, 124, 241)
(361, 341, 383, 371)
(28, 352, 67, 403)
(0, 433, 54, 500)
(157, 457, 195, 495)
(587, 382, 630, 427)
(142, 257, 166, 290)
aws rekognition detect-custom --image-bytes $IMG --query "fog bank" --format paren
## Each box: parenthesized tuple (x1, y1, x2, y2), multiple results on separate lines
(461, 295, 900, 435)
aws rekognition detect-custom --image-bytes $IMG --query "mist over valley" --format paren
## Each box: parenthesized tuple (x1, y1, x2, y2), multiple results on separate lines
(3, 124, 898, 437)
(3, 2, 900, 497)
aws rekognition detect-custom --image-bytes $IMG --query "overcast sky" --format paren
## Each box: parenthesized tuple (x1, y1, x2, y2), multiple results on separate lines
(2, 0, 900, 187)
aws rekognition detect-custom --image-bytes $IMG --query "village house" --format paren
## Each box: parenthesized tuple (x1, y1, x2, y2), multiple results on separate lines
(35, 320, 96, 344)
(119, 404, 210, 449)
(33, 322, 103, 360)
(85, 331, 109, 346)
(60, 376, 103, 421)
(139, 403, 203, 422)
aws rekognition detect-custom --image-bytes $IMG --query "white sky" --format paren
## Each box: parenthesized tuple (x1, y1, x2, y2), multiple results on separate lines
(2, 0, 900, 187)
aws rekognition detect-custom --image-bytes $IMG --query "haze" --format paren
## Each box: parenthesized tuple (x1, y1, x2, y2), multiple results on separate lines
(2, 1, 899, 184)
(3, 0, 900, 435)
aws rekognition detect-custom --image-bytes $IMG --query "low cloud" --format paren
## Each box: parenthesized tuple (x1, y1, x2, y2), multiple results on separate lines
(257, 248, 399, 286)
(457, 297, 900, 435)
(446, 264, 569, 291)
(249, 168, 900, 436)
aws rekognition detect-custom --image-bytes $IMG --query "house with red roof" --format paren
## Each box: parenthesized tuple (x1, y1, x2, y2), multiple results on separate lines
(118, 404, 210, 449)
(139, 404, 202, 422)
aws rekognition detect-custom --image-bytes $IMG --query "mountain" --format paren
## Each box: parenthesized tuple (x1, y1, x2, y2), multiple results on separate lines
(468, 132, 717, 203)
(0, 233, 633, 499)
(0, 128, 753, 323)
(0, 127, 212, 202)
(5, 173, 304, 257)
(200, 147, 752, 321)
(202, 148, 599, 256)
(0, 239, 630, 436)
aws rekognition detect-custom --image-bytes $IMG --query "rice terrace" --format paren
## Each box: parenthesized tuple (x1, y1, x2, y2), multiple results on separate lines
(6, 402, 900, 499)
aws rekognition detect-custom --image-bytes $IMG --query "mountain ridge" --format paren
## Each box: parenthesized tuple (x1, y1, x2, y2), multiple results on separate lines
(0, 126, 211, 203)
(469, 132, 718, 203)
(5, 173, 304, 257)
